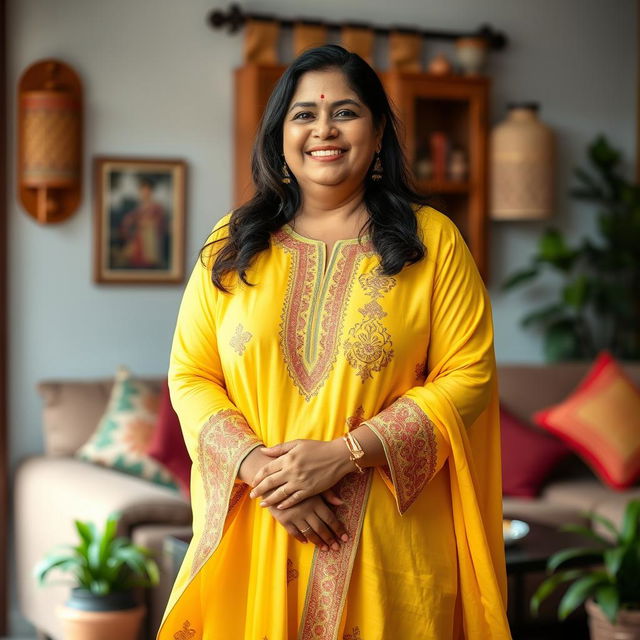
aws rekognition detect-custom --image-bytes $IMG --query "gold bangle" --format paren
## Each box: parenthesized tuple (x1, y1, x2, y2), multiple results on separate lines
(342, 434, 365, 474)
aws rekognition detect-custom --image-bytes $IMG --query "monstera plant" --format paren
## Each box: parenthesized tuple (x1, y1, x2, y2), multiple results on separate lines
(502, 136, 640, 362)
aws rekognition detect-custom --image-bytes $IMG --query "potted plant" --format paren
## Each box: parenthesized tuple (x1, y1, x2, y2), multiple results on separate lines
(531, 499, 640, 639)
(502, 136, 640, 362)
(35, 513, 159, 640)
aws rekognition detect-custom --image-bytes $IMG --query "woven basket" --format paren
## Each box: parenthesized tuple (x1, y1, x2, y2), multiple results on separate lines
(586, 599, 640, 640)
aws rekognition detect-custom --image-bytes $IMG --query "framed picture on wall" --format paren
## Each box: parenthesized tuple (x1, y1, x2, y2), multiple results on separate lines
(93, 156, 187, 284)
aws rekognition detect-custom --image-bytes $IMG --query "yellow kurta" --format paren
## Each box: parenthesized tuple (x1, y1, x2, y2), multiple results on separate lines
(157, 205, 511, 640)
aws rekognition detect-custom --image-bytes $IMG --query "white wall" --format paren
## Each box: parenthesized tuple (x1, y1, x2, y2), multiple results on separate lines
(6, 0, 636, 633)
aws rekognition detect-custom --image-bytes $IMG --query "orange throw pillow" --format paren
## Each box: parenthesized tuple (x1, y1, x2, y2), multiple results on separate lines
(534, 352, 640, 490)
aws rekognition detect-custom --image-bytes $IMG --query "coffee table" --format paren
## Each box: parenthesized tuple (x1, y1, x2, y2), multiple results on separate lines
(505, 518, 598, 634)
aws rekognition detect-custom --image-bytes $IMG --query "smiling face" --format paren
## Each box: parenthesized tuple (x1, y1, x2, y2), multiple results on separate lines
(282, 68, 383, 193)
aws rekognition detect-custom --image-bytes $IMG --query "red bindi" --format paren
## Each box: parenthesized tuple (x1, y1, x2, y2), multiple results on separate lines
(320, 94, 324, 99)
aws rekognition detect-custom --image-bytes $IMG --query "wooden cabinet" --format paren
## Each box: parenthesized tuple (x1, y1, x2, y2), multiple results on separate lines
(383, 72, 490, 278)
(233, 66, 490, 278)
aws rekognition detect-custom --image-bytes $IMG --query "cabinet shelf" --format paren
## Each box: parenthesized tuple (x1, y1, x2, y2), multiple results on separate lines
(418, 180, 471, 194)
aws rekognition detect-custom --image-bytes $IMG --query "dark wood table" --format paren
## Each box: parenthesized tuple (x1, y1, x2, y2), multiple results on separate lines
(505, 519, 597, 637)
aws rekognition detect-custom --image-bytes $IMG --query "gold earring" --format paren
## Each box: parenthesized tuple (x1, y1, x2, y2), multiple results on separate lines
(281, 156, 291, 184)
(371, 152, 383, 181)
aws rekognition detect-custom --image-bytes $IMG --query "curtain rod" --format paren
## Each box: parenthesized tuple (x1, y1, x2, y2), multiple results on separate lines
(207, 3, 508, 51)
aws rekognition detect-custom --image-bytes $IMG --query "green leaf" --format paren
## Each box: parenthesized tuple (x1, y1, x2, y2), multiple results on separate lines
(501, 266, 540, 291)
(603, 546, 627, 578)
(558, 572, 610, 620)
(562, 276, 590, 309)
(531, 569, 586, 616)
(590, 513, 619, 542)
(144, 557, 160, 586)
(99, 515, 118, 566)
(90, 579, 110, 596)
(560, 524, 612, 546)
(547, 546, 604, 572)
(589, 135, 620, 171)
(543, 319, 583, 362)
(520, 304, 565, 329)
(595, 583, 620, 623)
(74, 521, 94, 547)
(620, 500, 640, 545)
(537, 229, 578, 271)
(34, 555, 78, 584)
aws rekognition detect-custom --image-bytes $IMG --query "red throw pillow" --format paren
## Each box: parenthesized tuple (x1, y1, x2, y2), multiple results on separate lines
(501, 405, 570, 497)
(147, 380, 191, 496)
(534, 352, 640, 490)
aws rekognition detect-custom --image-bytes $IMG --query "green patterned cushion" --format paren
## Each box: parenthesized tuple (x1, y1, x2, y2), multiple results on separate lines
(75, 367, 177, 490)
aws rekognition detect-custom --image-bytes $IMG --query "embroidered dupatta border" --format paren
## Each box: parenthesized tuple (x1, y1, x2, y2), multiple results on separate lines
(298, 469, 373, 640)
(362, 396, 438, 514)
(191, 408, 263, 576)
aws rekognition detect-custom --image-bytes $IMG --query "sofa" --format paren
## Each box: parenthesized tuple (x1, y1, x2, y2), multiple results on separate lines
(13, 362, 640, 638)
(14, 378, 192, 640)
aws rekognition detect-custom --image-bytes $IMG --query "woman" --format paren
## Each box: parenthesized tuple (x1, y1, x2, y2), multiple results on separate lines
(158, 45, 510, 640)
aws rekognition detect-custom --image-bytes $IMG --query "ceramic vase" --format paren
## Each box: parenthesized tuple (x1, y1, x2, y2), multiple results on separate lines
(455, 37, 488, 75)
(448, 148, 468, 181)
(490, 103, 555, 220)
(427, 53, 452, 76)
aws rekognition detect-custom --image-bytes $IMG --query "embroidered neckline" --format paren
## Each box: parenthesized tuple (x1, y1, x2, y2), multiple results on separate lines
(281, 222, 371, 247)
(273, 228, 371, 401)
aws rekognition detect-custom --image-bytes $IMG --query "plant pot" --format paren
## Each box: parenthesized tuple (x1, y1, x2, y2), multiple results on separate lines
(66, 587, 138, 611)
(586, 599, 640, 640)
(57, 589, 145, 640)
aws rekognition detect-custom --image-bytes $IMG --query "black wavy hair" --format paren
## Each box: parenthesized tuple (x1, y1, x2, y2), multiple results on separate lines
(205, 44, 429, 292)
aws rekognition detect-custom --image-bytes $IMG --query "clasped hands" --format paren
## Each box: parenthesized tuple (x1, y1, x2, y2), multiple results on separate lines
(250, 438, 348, 508)
(248, 438, 352, 551)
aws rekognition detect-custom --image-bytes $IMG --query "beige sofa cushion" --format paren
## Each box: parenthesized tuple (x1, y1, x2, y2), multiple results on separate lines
(37, 377, 164, 456)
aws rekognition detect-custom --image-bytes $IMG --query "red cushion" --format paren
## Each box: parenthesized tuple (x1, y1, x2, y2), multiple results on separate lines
(534, 352, 640, 490)
(147, 380, 191, 496)
(500, 405, 570, 497)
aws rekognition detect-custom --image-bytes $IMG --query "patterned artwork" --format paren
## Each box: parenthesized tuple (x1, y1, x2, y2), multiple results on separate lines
(362, 397, 438, 514)
(273, 229, 370, 401)
(191, 409, 262, 576)
(344, 271, 396, 382)
(298, 470, 372, 640)
(173, 620, 196, 639)
(230, 323, 252, 355)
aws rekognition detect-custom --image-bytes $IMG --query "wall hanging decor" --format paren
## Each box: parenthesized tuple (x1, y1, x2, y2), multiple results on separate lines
(490, 102, 555, 220)
(93, 157, 187, 285)
(341, 25, 375, 65)
(293, 22, 327, 57)
(18, 59, 83, 224)
(243, 18, 279, 64)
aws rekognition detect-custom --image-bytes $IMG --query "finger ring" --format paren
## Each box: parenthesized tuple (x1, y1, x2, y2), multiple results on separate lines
(300, 526, 312, 534)
(280, 486, 290, 497)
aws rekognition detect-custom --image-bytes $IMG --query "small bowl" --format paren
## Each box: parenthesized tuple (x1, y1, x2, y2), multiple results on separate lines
(503, 519, 530, 546)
